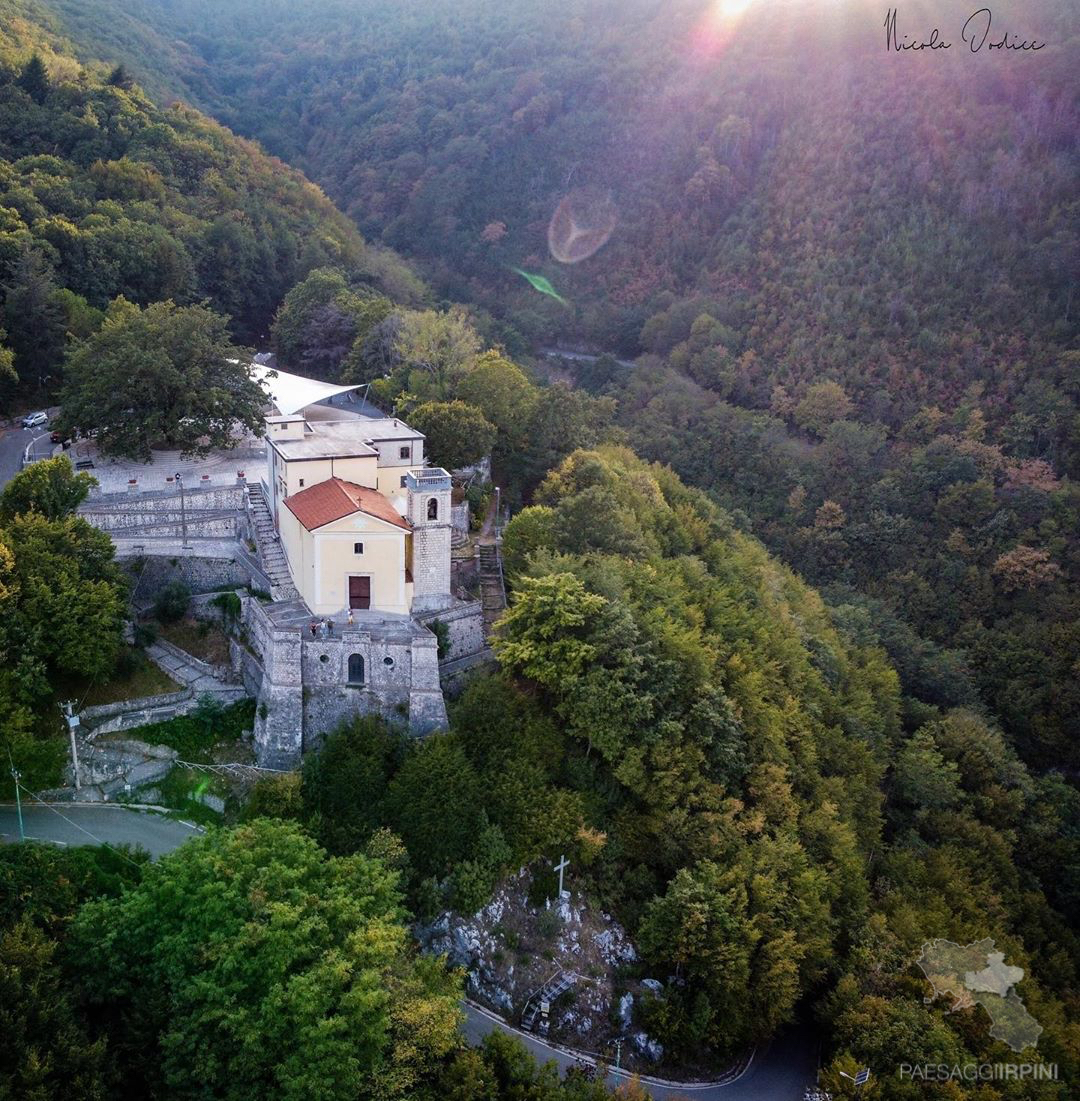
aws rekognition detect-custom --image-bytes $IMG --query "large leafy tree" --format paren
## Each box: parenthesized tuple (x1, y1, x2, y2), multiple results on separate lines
(407, 399, 495, 471)
(270, 267, 391, 380)
(0, 512, 127, 784)
(0, 919, 110, 1100)
(0, 455, 97, 523)
(0, 840, 147, 1101)
(1, 250, 67, 392)
(60, 299, 266, 460)
(456, 351, 537, 446)
(70, 819, 462, 1101)
(393, 307, 482, 401)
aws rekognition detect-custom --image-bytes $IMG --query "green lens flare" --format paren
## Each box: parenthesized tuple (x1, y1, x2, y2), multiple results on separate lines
(512, 267, 569, 306)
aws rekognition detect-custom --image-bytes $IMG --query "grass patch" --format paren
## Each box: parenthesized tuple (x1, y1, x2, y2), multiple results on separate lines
(124, 698, 255, 763)
(54, 646, 179, 707)
(153, 617, 231, 664)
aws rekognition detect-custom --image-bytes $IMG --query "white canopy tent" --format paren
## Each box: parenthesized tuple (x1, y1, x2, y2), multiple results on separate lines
(250, 364, 363, 418)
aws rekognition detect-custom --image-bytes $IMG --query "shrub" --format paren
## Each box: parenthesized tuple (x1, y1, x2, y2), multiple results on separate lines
(210, 591, 242, 621)
(153, 580, 191, 624)
(242, 772, 303, 822)
(429, 618, 452, 660)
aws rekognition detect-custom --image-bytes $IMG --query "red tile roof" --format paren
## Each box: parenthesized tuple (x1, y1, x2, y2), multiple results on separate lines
(284, 477, 411, 532)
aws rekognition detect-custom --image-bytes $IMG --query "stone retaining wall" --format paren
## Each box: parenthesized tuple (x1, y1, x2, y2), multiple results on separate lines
(80, 688, 196, 735)
(123, 554, 253, 603)
(81, 485, 245, 537)
(417, 600, 486, 664)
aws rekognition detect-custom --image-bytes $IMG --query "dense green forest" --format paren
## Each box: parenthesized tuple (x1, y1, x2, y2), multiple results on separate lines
(0, 0, 425, 410)
(1, 0, 1078, 1097)
(35, 0, 1078, 362)
(40, 0, 1078, 777)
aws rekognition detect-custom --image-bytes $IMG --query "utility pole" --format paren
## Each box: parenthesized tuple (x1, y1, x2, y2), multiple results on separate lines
(175, 471, 189, 548)
(61, 700, 81, 791)
(9, 758, 24, 841)
(614, 1038, 622, 1073)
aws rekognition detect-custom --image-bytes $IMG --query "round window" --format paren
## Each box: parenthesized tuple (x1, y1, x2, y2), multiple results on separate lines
(319, 654, 329, 664)
(383, 657, 394, 667)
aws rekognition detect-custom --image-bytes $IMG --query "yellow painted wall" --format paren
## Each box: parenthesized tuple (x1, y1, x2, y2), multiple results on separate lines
(375, 464, 416, 496)
(280, 509, 409, 615)
(278, 503, 316, 608)
(278, 454, 379, 499)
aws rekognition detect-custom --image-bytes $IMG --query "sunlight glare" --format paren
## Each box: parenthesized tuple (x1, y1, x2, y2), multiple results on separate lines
(693, 0, 756, 56)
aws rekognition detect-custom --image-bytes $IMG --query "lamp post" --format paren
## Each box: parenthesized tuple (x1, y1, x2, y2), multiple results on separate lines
(175, 471, 189, 548)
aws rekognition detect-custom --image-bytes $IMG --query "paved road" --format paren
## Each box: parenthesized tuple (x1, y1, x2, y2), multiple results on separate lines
(463, 1001, 818, 1099)
(0, 418, 58, 490)
(1, 803, 818, 1098)
(0, 424, 32, 488)
(0, 802, 201, 858)
(539, 347, 637, 370)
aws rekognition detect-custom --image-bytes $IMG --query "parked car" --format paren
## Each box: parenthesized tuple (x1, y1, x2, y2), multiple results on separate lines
(21, 411, 48, 429)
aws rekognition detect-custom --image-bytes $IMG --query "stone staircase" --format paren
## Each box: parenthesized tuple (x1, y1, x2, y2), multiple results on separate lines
(247, 484, 299, 600)
(146, 641, 248, 704)
(478, 542, 507, 633)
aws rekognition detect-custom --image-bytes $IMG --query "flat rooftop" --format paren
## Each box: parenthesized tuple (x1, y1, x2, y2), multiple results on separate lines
(268, 418, 422, 461)
(348, 417, 425, 442)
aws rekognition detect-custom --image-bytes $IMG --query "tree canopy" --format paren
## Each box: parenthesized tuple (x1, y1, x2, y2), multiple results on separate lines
(71, 819, 462, 1101)
(407, 400, 495, 472)
(59, 298, 266, 460)
(0, 455, 96, 522)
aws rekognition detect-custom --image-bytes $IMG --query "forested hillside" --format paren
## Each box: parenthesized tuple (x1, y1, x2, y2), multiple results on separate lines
(0, 1, 1077, 1095)
(37, 0, 1078, 366)
(29, 0, 1078, 777)
(0, 0, 421, 410)
(283, 445, 1080, 1093)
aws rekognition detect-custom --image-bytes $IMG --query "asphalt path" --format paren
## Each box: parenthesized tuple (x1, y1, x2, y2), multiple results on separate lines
(0, 423, 32, 488)
(463, 1001, 819, 1100)
(1, 802, 819, 1098)
(0, 801, 201, 858)
(0, 417, 57, 489)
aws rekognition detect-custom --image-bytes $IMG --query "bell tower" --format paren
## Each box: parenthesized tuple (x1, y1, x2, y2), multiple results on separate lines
(406, 468, 452, 613)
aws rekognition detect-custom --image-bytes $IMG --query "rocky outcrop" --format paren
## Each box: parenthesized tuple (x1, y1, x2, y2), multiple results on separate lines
(70, 736, 178, 801)
(417, 866, 665, 1069)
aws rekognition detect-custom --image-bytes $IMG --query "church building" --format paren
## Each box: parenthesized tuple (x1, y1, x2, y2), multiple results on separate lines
(253, 365, 453, 616)
(237, 365, 471, 768)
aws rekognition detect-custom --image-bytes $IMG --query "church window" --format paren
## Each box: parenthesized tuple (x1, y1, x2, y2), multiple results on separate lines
(427, 497, 438, 520)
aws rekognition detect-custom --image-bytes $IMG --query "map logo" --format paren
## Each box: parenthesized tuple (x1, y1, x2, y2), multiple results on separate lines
(916, 938, 1043, 1052)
